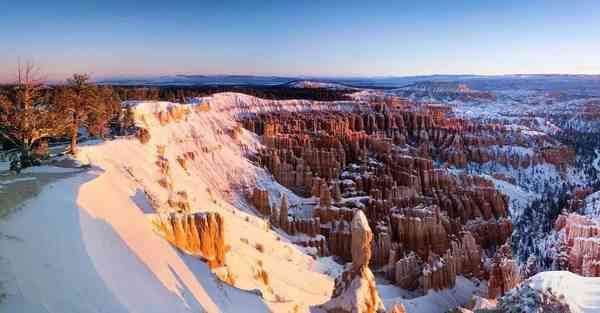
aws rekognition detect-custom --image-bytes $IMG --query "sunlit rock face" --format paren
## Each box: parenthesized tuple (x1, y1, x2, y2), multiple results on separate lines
(318, 211, 385, 313)
(385, 216, 485, 292)
(152, 212, 226, 268)
(351, 210, 373, 270)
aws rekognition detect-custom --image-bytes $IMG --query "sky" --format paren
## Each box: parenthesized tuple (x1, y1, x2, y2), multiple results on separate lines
(1, 0, 600, 82)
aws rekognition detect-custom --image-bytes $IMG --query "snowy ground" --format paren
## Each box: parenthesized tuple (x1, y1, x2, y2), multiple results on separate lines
(0, 166, 88, 217)
(379, 276, 483, 313)
(0, 169, 271, 313)
(528, 271, 600, 313)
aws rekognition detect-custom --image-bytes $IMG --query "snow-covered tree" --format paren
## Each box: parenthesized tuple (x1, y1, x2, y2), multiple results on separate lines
(523, 255, 539, 279)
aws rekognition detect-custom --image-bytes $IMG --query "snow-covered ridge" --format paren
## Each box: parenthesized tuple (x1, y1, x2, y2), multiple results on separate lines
(527, 271, 600, 313)
(0, 94, 342, 313)
(123, 93, 361, 121)
(286, 80, 359, 90)
(197, 92, 360, 116)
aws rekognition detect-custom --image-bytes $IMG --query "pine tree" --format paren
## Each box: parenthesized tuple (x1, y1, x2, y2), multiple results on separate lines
(552, 240, 569, 271)
(523, 255, 539, 279)
(56, 74, 102, 154)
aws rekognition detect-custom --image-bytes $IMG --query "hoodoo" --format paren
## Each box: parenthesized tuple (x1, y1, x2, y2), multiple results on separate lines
(318, 210, 385, 313)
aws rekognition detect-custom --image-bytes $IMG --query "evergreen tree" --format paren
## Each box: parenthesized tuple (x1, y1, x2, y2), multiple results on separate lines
(56, 74, 101, 154)
(523, 255, 539, 279)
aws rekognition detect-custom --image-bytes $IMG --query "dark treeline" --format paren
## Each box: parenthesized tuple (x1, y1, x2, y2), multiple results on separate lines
(512, 127, 600, 268)
(0, 85, 353, 103)
(108, 85, 353, 102)
(555, 129, 600, 189)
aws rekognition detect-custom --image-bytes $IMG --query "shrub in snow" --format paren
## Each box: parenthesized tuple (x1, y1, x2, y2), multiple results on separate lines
(498, 283, 571, 313)
(137, 128, 151, 144)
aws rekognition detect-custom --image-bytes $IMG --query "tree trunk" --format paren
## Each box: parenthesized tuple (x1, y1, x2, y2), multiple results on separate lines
(70, 115, 79, 154)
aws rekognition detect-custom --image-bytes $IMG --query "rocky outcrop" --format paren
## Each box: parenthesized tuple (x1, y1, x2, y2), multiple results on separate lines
(388, 304, 407, 313)
(153, 212, 226, 268)
(251, 188, 271, 216)
(283, 217, 321, 237)
(266, 194, 322, 238)
(464, 217, 512, 249)
(329, 220, 353, 263)
(554, 213, 600, 276)
(389, 251, 421, 290)
(318, 211, 385, 313)
(315, 206, 354, 224)
(371, 228, 391, 268)
(422, 254, 456, 291)
(351, 211, 373, 270)
(391, 206, 451, 259)
(385, 228, 484, 292)
(541, 147, 576, 167)
(488, 244, 520, 298)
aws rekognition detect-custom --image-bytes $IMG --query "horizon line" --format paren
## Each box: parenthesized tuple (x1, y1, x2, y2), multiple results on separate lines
(2, 72, 600, 85)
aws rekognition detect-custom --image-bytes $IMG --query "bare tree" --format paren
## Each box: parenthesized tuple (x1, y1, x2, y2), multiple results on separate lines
(0, 62, 65, 170)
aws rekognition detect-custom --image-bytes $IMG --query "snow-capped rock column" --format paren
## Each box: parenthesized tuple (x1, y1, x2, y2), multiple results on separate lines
(351, 210, 373, 270)
(318, 210, 385, 313)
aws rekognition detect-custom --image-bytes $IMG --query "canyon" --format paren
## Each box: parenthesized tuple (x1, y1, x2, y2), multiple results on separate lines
(1, 86, 599, 313)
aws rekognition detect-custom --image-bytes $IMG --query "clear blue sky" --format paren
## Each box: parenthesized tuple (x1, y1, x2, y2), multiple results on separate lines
(1, 0, 599, 82)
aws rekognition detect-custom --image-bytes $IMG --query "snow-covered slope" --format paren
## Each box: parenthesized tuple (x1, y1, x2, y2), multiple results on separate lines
(0, 94, 344, 313)
(379, 276, 481, 313)
(193, 91, 359, 115)
(0, 169, 271, 313)
(527, 271, 600, 313)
